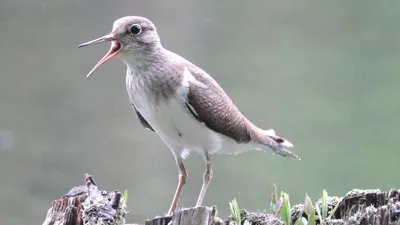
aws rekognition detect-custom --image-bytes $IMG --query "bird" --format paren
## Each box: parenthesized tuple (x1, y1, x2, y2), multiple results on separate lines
(78, 16, 299, 216)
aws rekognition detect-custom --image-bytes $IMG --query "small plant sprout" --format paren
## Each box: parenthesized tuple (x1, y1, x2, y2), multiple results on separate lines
(322, 189, 328, 221)
(308, 210, 317, 225)
(229, 198, 253, 225)
(318, 189, 340, 223)
(327, 197, 340, 220)
(301, 190, 340, 225)
(315, 198, 323, 223)
(304, 194, 314, 215)
(275, 195, 284, 216)
(294, 216, 304, 225)
(228, 188, 340, 225)
(270, 183, 278, 214)
(229, 198, 242, 223)
(123, 189, 128, 206)
(279, 191, 291, 225)
(304, 194, 316, 225)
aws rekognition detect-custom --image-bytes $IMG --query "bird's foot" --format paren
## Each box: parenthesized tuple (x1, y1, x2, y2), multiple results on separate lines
(165, 210, 175, 217)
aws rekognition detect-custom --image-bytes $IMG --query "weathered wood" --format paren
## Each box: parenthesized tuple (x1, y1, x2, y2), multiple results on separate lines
(334, 189, 400, 225)
(216, 210, 284, 225)
(42, 173, 127, 225)
(290, 189, 400, 225)
(41, 191, 85, 225)
(144, 206, 216, 225)
(144, 215, 172, 225)
(41, 173, 400, 225)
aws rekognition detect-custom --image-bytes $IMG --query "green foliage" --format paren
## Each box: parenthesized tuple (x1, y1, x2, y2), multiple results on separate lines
(269, 184, 292, 224)
(123, 189, 129, 206)
(229, 198, 241, 223)
(266, 185, 341, 225)
(301, 190, 340, 225)
(270, 183, 278, 214)
(279, 191, 291, 225)
(308, 209, 317, 225)
(304, 194, 316, 225)
(315, 200, 322, 223)
(327, 198, 340, 220)
(294, 216, 305, 225)
(228, 186, 341, 225)
(322, 190, 328, 220)
(304, 195, 314, 215)
(229, 198, 253, 225)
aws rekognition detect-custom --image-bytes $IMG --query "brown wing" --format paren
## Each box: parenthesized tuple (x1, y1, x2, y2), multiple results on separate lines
(132, 104, 154, 132)
(184, 66, 253, 144)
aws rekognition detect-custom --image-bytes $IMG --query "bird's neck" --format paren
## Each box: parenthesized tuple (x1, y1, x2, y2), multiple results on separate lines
(121, 44, 166, 71)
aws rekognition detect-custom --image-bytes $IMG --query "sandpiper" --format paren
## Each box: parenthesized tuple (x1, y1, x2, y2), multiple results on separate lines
(78, 16, 299, 215)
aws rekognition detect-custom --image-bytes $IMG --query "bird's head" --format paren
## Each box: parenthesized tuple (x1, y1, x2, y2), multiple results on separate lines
(78, 16, 161, 77)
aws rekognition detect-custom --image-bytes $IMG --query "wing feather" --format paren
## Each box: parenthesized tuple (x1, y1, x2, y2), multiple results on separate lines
(132, 104, 154, 132)
(182, 66, 253, 144)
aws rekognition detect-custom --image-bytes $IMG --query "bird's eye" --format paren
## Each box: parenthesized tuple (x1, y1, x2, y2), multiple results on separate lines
(129, 24, 142, 35)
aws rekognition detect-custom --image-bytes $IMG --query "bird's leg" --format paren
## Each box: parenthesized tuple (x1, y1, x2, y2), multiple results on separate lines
(167, 158, 187, 216)
(195, 152, 213, 207)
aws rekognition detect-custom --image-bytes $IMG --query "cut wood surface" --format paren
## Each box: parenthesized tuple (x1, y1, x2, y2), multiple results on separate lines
(144, 207, 215, 225)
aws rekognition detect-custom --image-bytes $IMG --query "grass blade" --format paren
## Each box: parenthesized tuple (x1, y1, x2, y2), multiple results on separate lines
(229, 198, 241, 223)
(271, 183, 278, 204)
(294, 216, 304, 225)
(327, 200, 340, 219)
(315, 203, 322, 223)
(270, 183, 278, 213)
(308, 209, 316, 225)
(304, 194, 314, 216)
(322, 189, 328, 220)
(123, 189, 129, 206)
(280, 191, 291, 225)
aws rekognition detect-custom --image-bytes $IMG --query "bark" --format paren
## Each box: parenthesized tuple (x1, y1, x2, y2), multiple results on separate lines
(42, 173, 127, 225)
(145, 207, 216, 225)
(41, 174, 400, 225)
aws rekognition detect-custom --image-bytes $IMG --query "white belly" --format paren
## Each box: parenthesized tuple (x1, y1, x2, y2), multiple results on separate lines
(132, 90, 217, 155)
(126, 71, 258, 159)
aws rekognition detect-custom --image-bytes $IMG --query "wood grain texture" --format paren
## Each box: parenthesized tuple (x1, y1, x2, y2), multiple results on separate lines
(145, 206, 216, 225)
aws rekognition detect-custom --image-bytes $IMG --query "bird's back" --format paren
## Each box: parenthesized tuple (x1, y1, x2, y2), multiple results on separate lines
(168, 50, 261, 142)
(164, 50, 298, 158)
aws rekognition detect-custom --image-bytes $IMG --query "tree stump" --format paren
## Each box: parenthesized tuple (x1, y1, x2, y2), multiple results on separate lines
(145, 207, 216, 225)
(42, 173, 127, 225)
(334, 189, 400, 225)
(41, 174, 217, 225)
(41, 174, 400, 225)
(290, 189, 400, 225)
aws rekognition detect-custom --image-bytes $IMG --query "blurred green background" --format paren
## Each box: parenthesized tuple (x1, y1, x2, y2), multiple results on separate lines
(1, 1, 400, 224)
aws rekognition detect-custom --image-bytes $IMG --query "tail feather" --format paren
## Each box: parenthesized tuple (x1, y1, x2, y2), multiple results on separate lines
(259, 129, 299, 160)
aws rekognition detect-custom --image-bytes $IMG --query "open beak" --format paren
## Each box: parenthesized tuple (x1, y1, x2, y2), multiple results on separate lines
(78, 33, 121, 78)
